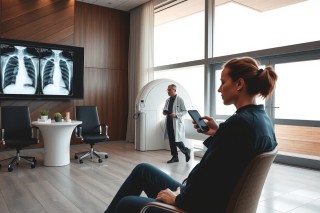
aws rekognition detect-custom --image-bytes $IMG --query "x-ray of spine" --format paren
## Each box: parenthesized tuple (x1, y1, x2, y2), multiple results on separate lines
(0, 45, 38, 94)
(40, 49, 73, 95)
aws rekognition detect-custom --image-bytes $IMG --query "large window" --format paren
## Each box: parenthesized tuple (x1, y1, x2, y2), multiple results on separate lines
(275, 60, 320, 120)
(154, 0, 205, 66)
(212, 57, 320, 160)
(214, 0, 320, 56)
(153, 0, 320, 166)
(272, 59, 320, 159)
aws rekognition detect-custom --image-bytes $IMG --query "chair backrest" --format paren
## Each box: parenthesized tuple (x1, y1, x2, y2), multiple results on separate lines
(75, 106, 101, 134)
(1, 106, 32, 140)
(226, 148, 278, 213)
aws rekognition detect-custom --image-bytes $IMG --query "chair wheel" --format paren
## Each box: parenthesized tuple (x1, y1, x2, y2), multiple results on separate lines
(31, 160, 37, 169)
(105, 155, 108, 158)
(75, 155, 78, 159)
(98, 159, 102, 163)
(79, 159, 83, 164)
(8, 167, 13, 172)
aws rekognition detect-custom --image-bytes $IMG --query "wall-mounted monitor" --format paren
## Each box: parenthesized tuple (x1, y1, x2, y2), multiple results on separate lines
(0, 38, 84, 99)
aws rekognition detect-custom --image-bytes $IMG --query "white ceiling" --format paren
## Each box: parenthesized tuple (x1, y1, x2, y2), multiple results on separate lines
(75, 0, 306, 12)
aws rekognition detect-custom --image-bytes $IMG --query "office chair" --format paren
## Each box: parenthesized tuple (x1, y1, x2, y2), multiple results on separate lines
(74, 106, 109, 163)
(140, 148, 278, 213)
(0, 106, 39, 172)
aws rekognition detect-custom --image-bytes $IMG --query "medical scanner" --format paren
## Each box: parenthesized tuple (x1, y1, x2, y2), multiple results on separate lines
(135, 79, 194, 151)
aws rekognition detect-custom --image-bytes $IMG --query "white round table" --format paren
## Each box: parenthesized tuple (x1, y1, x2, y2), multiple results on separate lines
(32, 120, 82, 166)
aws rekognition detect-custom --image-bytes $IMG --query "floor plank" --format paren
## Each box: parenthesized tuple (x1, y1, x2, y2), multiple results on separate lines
(0, 141, 319, 213)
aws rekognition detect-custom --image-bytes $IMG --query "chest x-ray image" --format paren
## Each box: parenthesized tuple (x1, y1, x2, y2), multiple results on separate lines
(40, 49, 73, 95)
(0, 45, 38, 94)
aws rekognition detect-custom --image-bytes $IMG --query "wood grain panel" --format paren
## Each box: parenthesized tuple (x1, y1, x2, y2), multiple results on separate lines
(106, 11, 130, 70)
(1, 142, 319, 211)
(74, 1, 129, 141)
(74, 2, 130, 69)
(73, 67, 128, 140)
(1, 0, 62, 21)
(275, 125, 320, 157)
(0, 0, 129, 152)
(0, 0, 77, 151)
(0, 142, 202, 211)
(1, 0, 74, 43)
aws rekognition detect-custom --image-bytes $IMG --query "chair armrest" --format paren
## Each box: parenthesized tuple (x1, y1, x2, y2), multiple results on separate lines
(99, 123, 109, 139)
(140, 202, 188, 213)
(31, 126, 40, 143)
(1, 128, 5, 145)
(75, 125, 83, 139)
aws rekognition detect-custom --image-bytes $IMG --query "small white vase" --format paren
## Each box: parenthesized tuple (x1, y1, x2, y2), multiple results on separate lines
(41, 115, 48, 120)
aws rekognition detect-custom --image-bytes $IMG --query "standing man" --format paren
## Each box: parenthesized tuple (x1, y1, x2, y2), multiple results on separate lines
(163, 84, 191, 163)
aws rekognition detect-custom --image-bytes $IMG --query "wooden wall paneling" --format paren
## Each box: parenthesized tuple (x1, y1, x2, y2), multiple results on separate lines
(74, 2, 129, 69)
(0, 0, 130, 151)
(107, 12, 130, 139)
(1, 0, 63, 21)
(1, 0, 71, 28)
(104, 68, 128, 141)
(74, 2, 129, 141)
(275, 125, 320, 157)
(1, 0, 74, 43)
(75, 2, 103, 68)
(74, 1, 87, 67)
(0, 0, 76, 151)
(73, 67, 128, 141)
(107, 12, 130, 70)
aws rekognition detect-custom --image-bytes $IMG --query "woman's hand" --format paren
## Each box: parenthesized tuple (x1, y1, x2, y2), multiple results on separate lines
(156, 187, 181, 205)
(193, 116, 219, 136)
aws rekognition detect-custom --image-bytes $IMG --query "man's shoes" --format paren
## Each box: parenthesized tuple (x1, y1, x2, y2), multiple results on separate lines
(185, 148, 191, 162)
(167, 156, 179, 164)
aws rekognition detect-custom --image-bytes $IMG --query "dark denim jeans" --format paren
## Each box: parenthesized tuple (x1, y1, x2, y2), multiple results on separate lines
(105, 163, 183, 213)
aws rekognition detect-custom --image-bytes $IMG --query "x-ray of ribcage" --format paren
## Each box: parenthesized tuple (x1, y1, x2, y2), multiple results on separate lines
(1, 46, 38, 94)
(41, 50, 73, 95)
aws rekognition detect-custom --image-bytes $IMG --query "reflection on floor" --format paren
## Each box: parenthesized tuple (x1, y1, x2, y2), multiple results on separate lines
(257, 163, 320, 213)
(190, 148, 320, 213)
(0, 142, 319, 213)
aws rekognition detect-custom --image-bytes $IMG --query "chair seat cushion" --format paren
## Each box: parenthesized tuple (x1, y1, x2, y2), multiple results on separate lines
(4, 138, 38, 149)
(82, 134, 108, 143)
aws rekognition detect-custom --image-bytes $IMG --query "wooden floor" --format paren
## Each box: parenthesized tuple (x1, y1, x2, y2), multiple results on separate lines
(0, 141, 319, 213)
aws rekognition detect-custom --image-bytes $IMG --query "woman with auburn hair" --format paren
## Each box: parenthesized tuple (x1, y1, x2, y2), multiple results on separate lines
(105, 56, 278, 213)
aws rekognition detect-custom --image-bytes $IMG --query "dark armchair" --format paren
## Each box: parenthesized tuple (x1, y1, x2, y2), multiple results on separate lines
(74, 106, 109, 163)
(0, 106, 39, 172)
